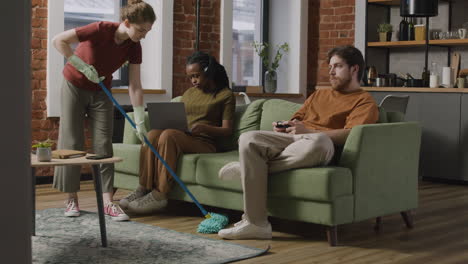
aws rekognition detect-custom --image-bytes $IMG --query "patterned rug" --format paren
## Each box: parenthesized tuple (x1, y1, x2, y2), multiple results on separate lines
(33, 208, 268, 264)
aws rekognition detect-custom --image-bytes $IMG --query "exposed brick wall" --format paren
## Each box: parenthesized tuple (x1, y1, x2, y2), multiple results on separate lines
(172, 0, 221, 97)
(309, 0, 356, 88)
(32, 0, 58, 177)
(307, 0, 320, 95)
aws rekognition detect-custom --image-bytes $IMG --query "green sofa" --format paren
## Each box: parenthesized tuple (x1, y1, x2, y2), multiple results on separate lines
(112, 98, 421, 246)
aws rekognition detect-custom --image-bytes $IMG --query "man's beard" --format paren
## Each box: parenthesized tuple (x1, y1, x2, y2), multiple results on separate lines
(330, 76, 352, 91)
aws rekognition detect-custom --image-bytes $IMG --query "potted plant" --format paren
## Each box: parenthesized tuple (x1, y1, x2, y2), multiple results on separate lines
(32, 139, 54, 162)
(377, 23, 393, 42)
(252, 41, 289, 93)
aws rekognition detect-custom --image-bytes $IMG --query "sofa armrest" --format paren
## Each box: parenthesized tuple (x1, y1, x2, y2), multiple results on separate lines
(339, 122, 422, 222)
(113, 143, 142, 174)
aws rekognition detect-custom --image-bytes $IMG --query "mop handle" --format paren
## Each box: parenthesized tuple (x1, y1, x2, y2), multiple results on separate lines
(98, 82, 209, 217)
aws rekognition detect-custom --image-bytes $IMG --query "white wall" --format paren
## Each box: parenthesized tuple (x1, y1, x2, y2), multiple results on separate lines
(136, 0, 173, 104)
(220, 0, 233, 85)
(354, 0, 366, 56)
(1, 1, 32, 263)
(269, 0, 308, 95)
(47, 0, 65, 117)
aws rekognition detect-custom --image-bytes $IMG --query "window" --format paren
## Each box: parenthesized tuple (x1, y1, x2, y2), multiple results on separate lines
(64, 0, 128, 86)
(221, 0, 308, 95)
(231, 0, 267, 86)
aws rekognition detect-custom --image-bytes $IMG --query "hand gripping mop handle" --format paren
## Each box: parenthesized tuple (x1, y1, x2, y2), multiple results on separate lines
(98, 82, 210, 218)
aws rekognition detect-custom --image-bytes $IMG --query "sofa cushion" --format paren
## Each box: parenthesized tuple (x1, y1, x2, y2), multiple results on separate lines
(175, 153, 205, 184)
(259, 99, 302, 131)
(195, 151, 353, 202)
(215, 99, 267, 151)
(268, 167, 353, 202)
(195, 151, 242, 190)
(113, 143, 200, 184)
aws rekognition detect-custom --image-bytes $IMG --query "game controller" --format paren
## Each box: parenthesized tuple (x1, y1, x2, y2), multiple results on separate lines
(275, 121, 291, 128)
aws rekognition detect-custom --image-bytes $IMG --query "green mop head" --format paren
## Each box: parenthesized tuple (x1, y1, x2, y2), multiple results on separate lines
(197, 212, 229, 234)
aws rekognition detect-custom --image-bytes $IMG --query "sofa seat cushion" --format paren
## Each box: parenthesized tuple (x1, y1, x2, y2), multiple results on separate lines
(174, 153, 205, 184)
(268, 167, 353, 202)
(195, 151, 242, 191)
(194, 151, 353, 202)
(113, 143, 201, 184)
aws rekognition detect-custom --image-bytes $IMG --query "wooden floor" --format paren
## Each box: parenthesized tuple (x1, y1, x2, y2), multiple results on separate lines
(35, 181, 468, 264)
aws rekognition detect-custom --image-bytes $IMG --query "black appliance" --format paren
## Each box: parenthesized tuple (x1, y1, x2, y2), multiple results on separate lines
(400, 0, 438, 17)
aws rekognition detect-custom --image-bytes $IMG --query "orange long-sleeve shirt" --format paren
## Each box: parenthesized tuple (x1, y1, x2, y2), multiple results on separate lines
(291, 88, 379, 130)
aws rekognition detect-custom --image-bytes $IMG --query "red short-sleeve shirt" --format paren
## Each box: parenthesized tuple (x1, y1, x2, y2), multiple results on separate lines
(63, 21, 142, 91)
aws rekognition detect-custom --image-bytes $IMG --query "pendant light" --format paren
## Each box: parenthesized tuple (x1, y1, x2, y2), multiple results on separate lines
(400, 0, 438, 17)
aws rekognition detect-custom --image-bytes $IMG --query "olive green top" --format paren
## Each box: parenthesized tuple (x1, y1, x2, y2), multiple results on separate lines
(181, 87, 235, 143)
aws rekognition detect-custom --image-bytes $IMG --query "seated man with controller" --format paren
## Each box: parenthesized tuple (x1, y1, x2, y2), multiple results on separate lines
(217, 45, 380, 240)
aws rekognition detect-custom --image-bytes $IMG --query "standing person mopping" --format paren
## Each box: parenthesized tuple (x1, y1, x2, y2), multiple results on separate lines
(52, 0, 155, 221)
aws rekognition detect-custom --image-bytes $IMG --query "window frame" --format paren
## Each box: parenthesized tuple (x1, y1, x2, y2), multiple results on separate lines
(230, 0, 269, 88)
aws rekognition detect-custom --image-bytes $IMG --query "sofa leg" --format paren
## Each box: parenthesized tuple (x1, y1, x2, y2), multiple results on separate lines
(401, 211, 413, 229)
(374, 217, 382, 232)
(326, 226, 338, 246)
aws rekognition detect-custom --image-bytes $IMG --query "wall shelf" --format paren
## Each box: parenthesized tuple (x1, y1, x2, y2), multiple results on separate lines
(317, 85, 468, 93)
(368, 0, 449, 6)
(368, 0, 400, 6)
(368, 40, 426, 47)
(368, 39, 468, 48)
(429, 39, 468, 46)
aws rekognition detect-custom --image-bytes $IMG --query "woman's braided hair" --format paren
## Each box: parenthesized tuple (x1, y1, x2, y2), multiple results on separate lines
(187, 51, 230, 95)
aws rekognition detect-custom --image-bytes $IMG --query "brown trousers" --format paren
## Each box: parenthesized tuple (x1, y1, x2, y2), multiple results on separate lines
(139, 129, 216, 194)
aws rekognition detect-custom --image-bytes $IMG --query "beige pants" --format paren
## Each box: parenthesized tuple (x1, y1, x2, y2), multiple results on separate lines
(53, 80, 114, 193)
(239, 130, 335, 226)
(139, 129, 216, 194)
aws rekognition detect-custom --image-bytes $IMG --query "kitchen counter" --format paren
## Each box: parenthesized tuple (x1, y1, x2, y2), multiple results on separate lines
(316, 86, 468, 93)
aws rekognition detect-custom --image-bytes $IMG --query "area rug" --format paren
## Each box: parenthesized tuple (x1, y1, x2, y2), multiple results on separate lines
(33, 208, 269, 264)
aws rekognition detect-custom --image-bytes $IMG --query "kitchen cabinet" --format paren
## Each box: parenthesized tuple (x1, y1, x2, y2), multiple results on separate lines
(370, 91, 466, 182)
(459, 94, 468, 181)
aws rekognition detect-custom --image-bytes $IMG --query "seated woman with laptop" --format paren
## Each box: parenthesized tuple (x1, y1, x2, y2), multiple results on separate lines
(119, 51, 235, 214)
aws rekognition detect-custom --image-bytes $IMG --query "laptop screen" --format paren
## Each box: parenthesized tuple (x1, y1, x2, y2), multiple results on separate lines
(146, 102, 190, 132)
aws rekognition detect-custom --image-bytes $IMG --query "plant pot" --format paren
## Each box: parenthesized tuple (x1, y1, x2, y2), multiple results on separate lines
(386, 32, 392, 41)
(264, 70, 277, 93)
(379, 32, 387, 42)
(36, 147, 52, 162)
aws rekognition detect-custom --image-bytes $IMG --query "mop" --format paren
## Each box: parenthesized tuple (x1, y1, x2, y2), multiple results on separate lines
(98, 82, 228, 234)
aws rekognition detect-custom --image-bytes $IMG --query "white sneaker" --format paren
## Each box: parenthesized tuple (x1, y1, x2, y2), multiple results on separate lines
(218, 219, 272, 240)
(119, 189, 146, 209)
(127, 192, 168, 214)
(234, 214, 247, 227)
(64, 198, 80, 217)
(218, 161, 241, 180)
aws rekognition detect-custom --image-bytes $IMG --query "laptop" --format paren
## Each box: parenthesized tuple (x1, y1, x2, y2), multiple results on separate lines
(147, 102, 191, 133)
